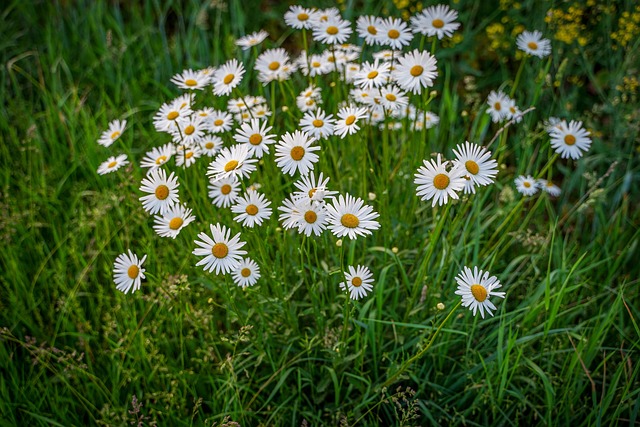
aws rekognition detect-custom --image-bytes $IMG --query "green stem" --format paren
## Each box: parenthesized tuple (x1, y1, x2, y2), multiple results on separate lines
(510, 56, 527, 98)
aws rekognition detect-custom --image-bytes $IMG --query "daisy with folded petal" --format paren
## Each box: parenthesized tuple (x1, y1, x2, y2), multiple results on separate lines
(171, 68, 211, 90)
(326, 194, 380, 239)
(548, 120, 592, 159)
(312, 17, 353, 45)
(153, 204, 196, 239)
(113, 250, 146, 294)
(200, 134, 223, 157)
(378, 17, 414, 50)
(300, 109, 336, 139)
(293, 171, 338, 203)
(208, 176, 240, 208)
(140, 143, 174, 172)
(275, 131, 320, 176)
(231, 189, 272, 228)
(379, 85, 408, 111)
(233, 118, 276, 159)
(340, 265, 374, 300)
(232, 258, 261, 288)
(236, 30, 269, 50)
(207, 144, 257, 182)
(293, 199, 328, 236)
(455, 266, 505, 318)
(334, 106, 368, 138)
(354, 59, 391, 89)
(212, 59, 245, 96)
(97, 154, 129, 175)
(410, 4, 460, 39)
(153, 94, 193, 132)
(537, 179, 561, 197)
(356, 15, 383, 45)
(139, 169, 180, 215)
(255, 48, 291, 84)
(516, 30, 551, 58)
(192, 223, 247, 275)
(514, 175, 538, 196)
(393, 49, 438, 94)
(172, 116, 206, 146)
(486, 90, 510, 123)
(98, 119, 127, 147)
(414, 154, 466, 207)
(452, 141, 498, 194)
(175, 145, 201, 168)
(284, 5, 316, 29)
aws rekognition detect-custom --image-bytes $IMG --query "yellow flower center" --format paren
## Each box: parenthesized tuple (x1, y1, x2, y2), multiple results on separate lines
(185, 151, 194, 159)
(367, 70, 379, 79)
(523, 181, 531, 188)
(214, 119, 224, 126)
(385, 93, 396, 102)
(108, 161, 117, 168)
(155, 184, 170, 200)
(546, 182, 554, 187)
(212, 243, 229, 259)
(185, 79, 197, 86)
(433, 173, 450, 190)
(155, 155, 167, 165)
(268, 61, 280, 71)
(564, 134, 576, 145)
(220, 184, 232, 195)
(167, 111, 179, 120)
(245, 204, 259, 215)
(223, 74, 234, 85)
(465, 160, 480, 175)
(306, 99, 315, 106)
(410, 65, 424, 77)
(308, 188, 317, 198)
(313, 119, 324, 127)
(388, 29, 400, 39)
(110, 131, 121, 139)
(470, 284, 487, 302)
(169, 217, 183, 230)
(326, 26, 339, 35)
(351, 277, 363, 287)
(304, 210, 317, 223)
(312, 61, 321, 68)
(367, 25, 377, 35)
(224, 160, 239, 172)
(345, 115, 356, 125)
(127, 265, 139, 279)
(184, 125, 195, 135)
(494, 102, 501, 111)
(290, 146, 305, 161)
(249, 134, 262, 145)
(527, 41, 538, 50)
(298, 12, 309, 21)
(241, 268, 251, 277)
(341, 213, 359, 228)
(432, 18, 445, 28)
(205, 142, 214, 149)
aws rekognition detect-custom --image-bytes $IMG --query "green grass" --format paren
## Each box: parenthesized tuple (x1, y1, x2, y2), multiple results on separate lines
(1, 0, 639, 425)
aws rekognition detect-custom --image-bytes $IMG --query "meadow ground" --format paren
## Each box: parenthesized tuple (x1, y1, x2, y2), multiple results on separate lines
(1, 0, 639, 425)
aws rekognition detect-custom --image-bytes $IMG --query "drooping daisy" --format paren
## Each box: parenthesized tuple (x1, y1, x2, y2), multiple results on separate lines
(113, 250, 147, 294)
(455, 266, 505, 318)
(284, 5, 316, 30)
(410, 4, 460, 40)
(97, 154, 129, 175)
(340, 265, 374, 300)
(486, 90, 510, 123)
(356, 15, 383, 45)
(207, 144, 258, 182)
(208, 176, 240, 208)
(175, 145, 201, 168)
(139, 168, 180, 215)
(378, 17, 414, 50)
(452, 141, 498, 194)
(274, 130, 320, 176)
(212, 59, 245, 96)
(97, 119, 127, 147)
(192, 223, 247, 275)
(236, 30, 269, 50)
(200, 134, 223, 157)
(170, 68, 211, 90)
(548, 120, 592, 160)
(414, 154, 466, 207)
(231, 189, 273, 228)
(312, 17, 353, 45)
(393, 49, 438, 94)
(516, 30, 551, 58)
(537, 179, 561, 197)
(292, 171, 338, 203)
(232, 258, 261, 288)
(299, 109, 336, 139)
(140, 143, 174, 172)
(153, 94, 193, 132)
(153, 203, 196, 239)
(514, 175, 539, 196)
(292, 199, 328, 236)
(233, 118, 276, 159)
(354, 59, 391, 89)
(255, 48, 292, 84)
(379, 85, 408, 111)
(334, 106, 368, 138)
(326, 193, 380, 239)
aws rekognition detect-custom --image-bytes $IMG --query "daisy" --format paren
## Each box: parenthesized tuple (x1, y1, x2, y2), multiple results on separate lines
(236, 30, 269, 50)
(140, 143, 174, 172)
(312, 17, 353, 45)
(97, 154, 129, 175)
(232, 258, 261, 288)
(334, 106, 368, 138)
(139, 169, 180, 215)
(514, 175, 539, 196)
(486, 90, 510, 123)
(292, 171, 338, 203)
(410, 4, 460, 40)
(208, 176, 240, 208)
(192, 223, 247, 275)
(379, 85, 408, 111)
(278, 196, 302, 230)
(300, 52, 332, 77)
(207, 144, 258, 182)
(378, 17, 414, 50)
(97, 119, 127, 147)
(537, 179, 561, 197)
(393, 49, 438, 94)
(153, 203, 196, 239)
(113, 250, 147, 294)
(175, 145, 201, 168)
(209, 110, 234, 133)
(452, 141, 498, 193)
(200, 134, 223, 157)
(299, 109, 336, 139)
(373, 49, 404, 62)
(354, 59, 391, 89)
(326, 193, 380, 239)
(284, 5, 316, 29)
(231, 189, 273, 228)
(340, 265, 374, 300)
(350, 87, 373, 104)
(414, 154, 466, 207)
(153, 94, 193, 132)
(170, 68, 210, 90)
(455, 266, 505, 318)
(548, 120, 592, 159)
(172, 116, 207, 146)
(251, 104, 272, 120)
(356, 15, 383, 45)
(233, 118, 276, 159)
(505, 98, 523, 123)
(212, 59, 245, 96)
(516, 30, 551, 58)
(274, 130, 320, 176)
(255, 48, 291, 84)
(292, 199, 328, 236)
(344, 62, 361, 83)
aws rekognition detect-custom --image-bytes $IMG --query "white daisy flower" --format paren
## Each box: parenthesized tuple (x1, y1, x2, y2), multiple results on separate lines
(172, 116, 207, 146)
(236, 30, 269, 50)
(278, 196, 302, 230)
(452, 141, 498, 194)
(326, 193, 380, 239)
(378, 17, 414, 50)
(208, 176, 240, 208)
(514, 175, 539, 196)
(312, 17, 353, 45)
(548, 120, 592, 159)
(300, 52, 333, 77)
(373, 49, 404, 62)
(284, 5, 316, 29)
(393, 49, 438, 94)
(153, 94, 193, 132)
(233, 118, 276, 159)
(140, 143, 174, 172)
(486, 90, 510, 123)
(97, 119, 127, 147)
(207, 144, 258, 182)
(537, 179, 561, 197)
(414, 154, 466, 207)
(113, 250, 146, 294)
(310, 7, 341, 25)
(153, 204, 196, 239)
(455, 266, 505, 318)
(292, 199, 328, 236)
(209, 110, 234, 133)
(97, 154, 129, 175)
(356, 15, 383, 45)
(505, 99, 523, 123)
(139, 169, 180, 215)
(274, 130, 320, 176)
(349, 88, 373, 104)
(170, 68, 210, 90)
(299, 109, 336, 139)
(231, 189, 273, 228)
(334, 106, 368, 138)
(251, 104, 272, 120)
(379, 85, 408, 111)
(516, 30, 551, 58)
(175, 145, 201, 168)
(255, 48, 292, 84)
(232, 258, 261, 288)
(292, 171, 338, 203)
(192, 223, 247, 275)
(410, 5, 460, 40)
(340, 265, 374, 300)
(212, 59, 245, 96)
(200, 134, 223, 157)
(354, 59, 391, 89)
